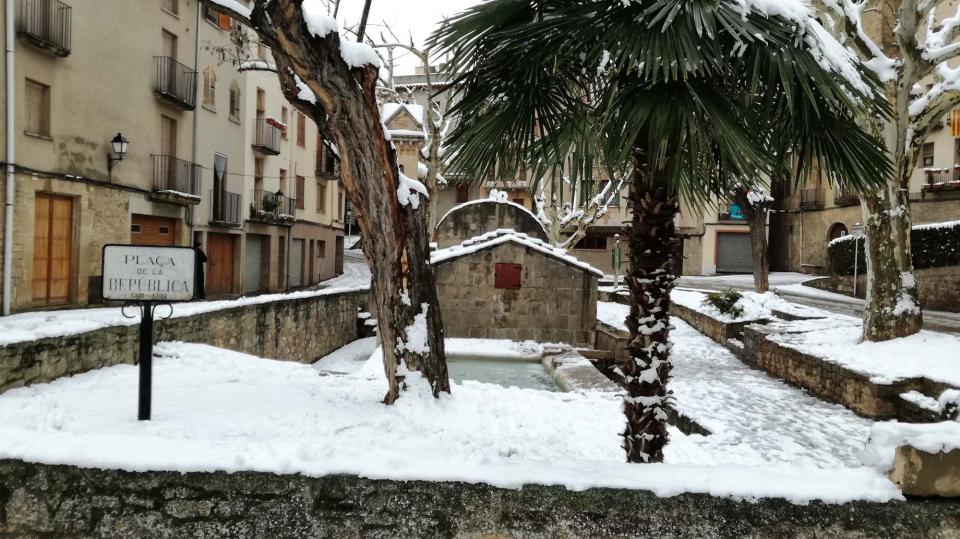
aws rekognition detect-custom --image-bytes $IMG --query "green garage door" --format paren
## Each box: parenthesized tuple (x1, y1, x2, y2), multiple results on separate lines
(716, 232, 753, 274)
(243, 234, 265, 294)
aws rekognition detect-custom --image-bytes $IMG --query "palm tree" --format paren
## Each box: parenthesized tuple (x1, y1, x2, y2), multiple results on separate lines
(432, 0, 890, 463)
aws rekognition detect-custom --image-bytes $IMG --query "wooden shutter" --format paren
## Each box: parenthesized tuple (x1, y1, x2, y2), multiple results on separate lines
(297, 112, 306, 146)
(296, 176, 305, 209)
(317, 181, 326, 213)
(953, 109, 960, 137)
(495, 263, 522, 289)
(218, 13, 232, 30)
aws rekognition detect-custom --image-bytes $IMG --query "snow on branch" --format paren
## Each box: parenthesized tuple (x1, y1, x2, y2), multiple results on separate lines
(397, 173, 429, 210)
(923, 2, 960, 63)
(820, 0, 898, 82)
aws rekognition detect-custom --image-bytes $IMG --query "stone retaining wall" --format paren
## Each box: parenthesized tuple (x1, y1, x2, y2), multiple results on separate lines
(2, 459, 958, 538)
(808, 265, 960, 313)
(0, 290, 370, 395)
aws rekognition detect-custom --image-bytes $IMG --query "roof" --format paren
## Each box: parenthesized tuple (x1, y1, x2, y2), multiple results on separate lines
(431, 229, 604, 277)
(381, 103, 425, 127)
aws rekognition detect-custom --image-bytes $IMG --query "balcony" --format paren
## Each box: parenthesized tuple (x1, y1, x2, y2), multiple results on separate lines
(209, 190, 241, 227)
(153, 56, 197, 110)
(249, 189, 296, 225)
(17, 0, 71, 57)
(833, 189, 859, 207)
(316, 146, 340, 180)
(151, 155, 201, 205)
(799, 188, 823, 211)
(252, 119, 282, 155)
(922, 167, 960, 199)
(482, 179, 529, 189)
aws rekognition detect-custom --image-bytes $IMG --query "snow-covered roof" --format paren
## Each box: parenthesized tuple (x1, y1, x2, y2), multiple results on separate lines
(431, 229, 604, 277)
(382, 103, 425, 127)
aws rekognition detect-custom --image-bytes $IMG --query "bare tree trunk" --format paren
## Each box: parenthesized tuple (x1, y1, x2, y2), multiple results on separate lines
(620, 155, 678, 464)
(227, 0, 450, 401)
(860, 184, 922, 342)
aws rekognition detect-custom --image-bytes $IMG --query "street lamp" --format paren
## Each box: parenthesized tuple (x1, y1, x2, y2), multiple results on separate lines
(107, 132, 129, 182)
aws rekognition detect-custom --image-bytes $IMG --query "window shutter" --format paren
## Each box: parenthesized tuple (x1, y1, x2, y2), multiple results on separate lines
(952, 109, 960, 138)
(495, 263, 522, 289)
(218, 13, 231, 30)
(296, 176, 306, 209)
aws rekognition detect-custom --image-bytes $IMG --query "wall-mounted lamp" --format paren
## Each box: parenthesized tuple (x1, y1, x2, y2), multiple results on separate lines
(107, 132, 129, 182)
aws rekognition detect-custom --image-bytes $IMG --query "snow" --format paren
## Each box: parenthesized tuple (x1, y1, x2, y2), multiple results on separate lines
(417, 161, 429, 179)
(678, 272, 816, 288)
(746, 188, 774, 205)
(672, 289, 787, 322)
(0, 340, 901, 503)
(397, 172, 429, 209)
(318, 250, 371, 289)
(301, 1, 338, 38)
(339, 40, 380, 69)
(293, 74, 316, 104)
(432, 229, 604, 277)
(382, 103, 425, 126)
(862, 421, 960, 472)
(767, 319, 960, 386)
(900, 390, 941, 413)
(313, 337, 378, 373)
(206, 0, 250, 19)
(399, 303, 431, 355)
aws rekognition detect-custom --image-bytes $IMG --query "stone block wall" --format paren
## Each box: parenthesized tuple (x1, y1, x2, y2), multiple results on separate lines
(434, 200, 549, 248)
(0, 290, 369, 395)
(806, 266, 960, 313)
(435, 243, 597, 346)
(2, 460, 959, 537)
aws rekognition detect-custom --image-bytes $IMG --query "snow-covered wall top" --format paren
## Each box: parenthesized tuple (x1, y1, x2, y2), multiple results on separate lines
(432, 229, 604, 277)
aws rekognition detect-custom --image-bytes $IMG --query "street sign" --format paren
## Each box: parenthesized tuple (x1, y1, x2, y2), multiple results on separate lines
(102, 245, 196, 302)
(101, 244, 197, 421)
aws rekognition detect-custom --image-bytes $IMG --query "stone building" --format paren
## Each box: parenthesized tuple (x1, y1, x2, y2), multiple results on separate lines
(434, 198, 549, 248)
(0, 0, 345, 312)
(432, 230, 600, 346)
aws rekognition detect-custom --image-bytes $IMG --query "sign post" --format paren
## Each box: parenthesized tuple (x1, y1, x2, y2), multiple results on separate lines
(102, 245, 196, 420)
(612, 234, 622, 290)
(850, 223, 864, 297)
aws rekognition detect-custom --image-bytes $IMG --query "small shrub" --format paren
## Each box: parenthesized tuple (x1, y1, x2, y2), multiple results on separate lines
(704, 289, 744, 318)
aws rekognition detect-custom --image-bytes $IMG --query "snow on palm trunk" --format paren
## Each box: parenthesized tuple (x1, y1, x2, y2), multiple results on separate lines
(619, 168, 679, 464)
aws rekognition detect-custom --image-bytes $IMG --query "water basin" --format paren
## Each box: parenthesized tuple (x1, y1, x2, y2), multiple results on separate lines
(446, 357, 558, 391)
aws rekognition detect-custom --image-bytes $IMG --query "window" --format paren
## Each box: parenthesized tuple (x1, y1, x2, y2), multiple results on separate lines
(202, 66, 216, 108)
(456, 185, 469, 203)
(296, 175, 305, 210)
(256, 88, 265, 114)
(254, 158, 264, 192)
(281, 107, 289, 139)
(162, 0, 178, 15)
(317, 240, 326, 257)
(228, 82, 240, 120)
(296, 112, 306, 147)
(922, 142, 935, 168)
(317, 181, 327, 213)
(159, 226, 170, 234)
(279, 168, 287, 194)
(574, 234, 607, 250)
(337, 189, 344, 221)
(512, 198, 524, 206)
(202, 5, 217, 25)
(25, 79, 50, 137)
(130, 223, 141, 233)
(495, 263, 522, 289)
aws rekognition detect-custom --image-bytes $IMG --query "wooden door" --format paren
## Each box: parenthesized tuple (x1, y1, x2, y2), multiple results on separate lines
(32, 193, 73, 306)
(206, 233, 236, 295)
(131, 214, 177, 246)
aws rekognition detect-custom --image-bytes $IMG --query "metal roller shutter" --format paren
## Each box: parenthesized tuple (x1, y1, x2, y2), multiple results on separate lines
(243, 235, 264, 294)
(716, 232, 753, 274)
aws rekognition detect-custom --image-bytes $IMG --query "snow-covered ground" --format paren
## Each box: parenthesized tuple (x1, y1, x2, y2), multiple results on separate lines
(0, 338, 899, 503)
(315, 249, 371, 289)
(678, 272, 815, 288)
(597, 302, 875, 468)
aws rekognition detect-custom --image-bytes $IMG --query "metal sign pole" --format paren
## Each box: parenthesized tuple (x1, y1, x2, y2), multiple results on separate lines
(853, 237, 859, 297)
(137, 301, 154, 421)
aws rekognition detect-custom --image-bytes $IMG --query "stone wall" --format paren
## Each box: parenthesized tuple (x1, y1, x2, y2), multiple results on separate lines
(0, 290, 369, 395)
(806, 266, 960, 313)
(2, 460, 958, 538)
(435, 242, 597, 346)
(434, 199, 549, 248)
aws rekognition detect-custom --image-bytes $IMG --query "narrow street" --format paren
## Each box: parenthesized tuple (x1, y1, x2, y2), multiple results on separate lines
(676, 273, 960, 334)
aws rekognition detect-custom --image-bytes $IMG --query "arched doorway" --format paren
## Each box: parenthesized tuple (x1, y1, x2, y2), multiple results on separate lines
(828, 222, 849, 242)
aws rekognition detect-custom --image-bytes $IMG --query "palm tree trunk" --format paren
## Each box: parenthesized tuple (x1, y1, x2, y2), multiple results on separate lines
(620, 160, 678, 463)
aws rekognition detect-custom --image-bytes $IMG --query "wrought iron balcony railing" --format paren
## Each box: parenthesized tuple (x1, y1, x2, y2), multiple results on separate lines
(153, 56, 197, 110)
(799, 188, 823, 211)
(210, 190, 241, 227)
(17, 0, 71, 56)
(249, 189, 296, 223)
(252, 119, 282, 155)
(833, 189, 859, 207)
(151, 155, 201, 198)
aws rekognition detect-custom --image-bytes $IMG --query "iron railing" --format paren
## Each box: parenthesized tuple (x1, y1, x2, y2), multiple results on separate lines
(152, 155, 200, 196)
(925, 168, 960, 185)
(17, 0, 71, 56)
(799, 188, 823, 210)
(250, 189, 296, 221)
(833, 189, 859, 207)
(252, 119, 282, 155)
(315, 146, 340, 178)
(153, 56, 197, 109)
(210, 190, 241, 226)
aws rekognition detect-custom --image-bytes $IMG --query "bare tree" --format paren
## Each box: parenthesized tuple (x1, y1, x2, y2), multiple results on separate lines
(202, 0, 449, 402)
(535, 176, 626, 248)
(730, 185, 774, 293)
(814, 0, 959, 341)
